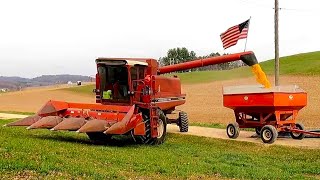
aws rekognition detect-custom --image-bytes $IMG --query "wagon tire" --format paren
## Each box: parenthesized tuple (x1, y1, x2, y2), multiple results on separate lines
(261, 125, 278, 144)
(290, 123, 305, 140)
(178, 111, 188, 132)
(226, 123, 240, 139)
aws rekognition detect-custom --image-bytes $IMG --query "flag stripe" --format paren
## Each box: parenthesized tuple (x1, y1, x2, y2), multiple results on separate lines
(220, 19, 250, 49)
(223, 39, 238, 49)
(221, 30, 240, 42)
(239, 28, 248, 39)
(220, 26, 238, 38)
(221, 32, 239, 42)
(220, 28, 240, 49)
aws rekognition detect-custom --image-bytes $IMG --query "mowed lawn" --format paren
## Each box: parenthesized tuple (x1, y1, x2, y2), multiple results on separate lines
(1, 119, 320, 179)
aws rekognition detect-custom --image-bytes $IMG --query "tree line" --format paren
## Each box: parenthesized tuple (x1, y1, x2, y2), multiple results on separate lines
(159, 47, 244, 72)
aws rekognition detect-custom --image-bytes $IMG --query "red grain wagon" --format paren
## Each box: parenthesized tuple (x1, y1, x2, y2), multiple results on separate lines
(223, 85, 319, 144)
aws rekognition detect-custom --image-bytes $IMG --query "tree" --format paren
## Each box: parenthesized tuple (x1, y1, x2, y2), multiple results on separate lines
(159, 47, 245, 72)
(159, 47, 197, 67)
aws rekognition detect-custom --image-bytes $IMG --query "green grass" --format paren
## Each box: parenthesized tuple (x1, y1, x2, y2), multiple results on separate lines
(190, 122, 226, 129)
(0, 111, 34, 115)
(169, 67, 252, 84)
(171, 51, 320, 84)
(1, 119, 319, 179)
(190, 122, 255, 132)
(260, 51, 320, 75)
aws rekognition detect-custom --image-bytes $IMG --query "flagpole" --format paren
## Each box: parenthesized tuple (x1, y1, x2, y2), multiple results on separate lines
(243, 16, 251, 52)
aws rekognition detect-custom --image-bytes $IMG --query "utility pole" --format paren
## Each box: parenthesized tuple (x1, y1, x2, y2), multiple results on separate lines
(275, 0, 280, 86)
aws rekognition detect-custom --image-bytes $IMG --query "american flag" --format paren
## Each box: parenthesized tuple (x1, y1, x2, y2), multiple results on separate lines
(220, 19, 250, 49)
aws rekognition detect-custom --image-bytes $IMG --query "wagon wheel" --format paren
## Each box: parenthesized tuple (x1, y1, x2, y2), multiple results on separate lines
(178, 111, 188, 132)
(226, 123, 240, 139)
(290, 123, 306, 140)
(261, 125, 278, 144)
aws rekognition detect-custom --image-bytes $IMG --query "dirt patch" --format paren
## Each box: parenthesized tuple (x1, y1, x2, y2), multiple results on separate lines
(168, 124, 320, 149)
(0, 113, 28, 119)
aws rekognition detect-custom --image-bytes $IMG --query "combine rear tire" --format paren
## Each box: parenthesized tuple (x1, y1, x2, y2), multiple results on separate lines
(134, 109, 167, 145)
(261, 125, 278, 144)
(226, 123, 240, 139)
(178, 111, 189, 132)
(290, 123, 305, 140)
(86, 132, 112, 144)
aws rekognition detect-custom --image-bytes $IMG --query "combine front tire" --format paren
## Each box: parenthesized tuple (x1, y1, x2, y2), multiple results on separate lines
(226, 123, 240, 139)
(178, 111, 189, 132)
(261, 125, 278, 144)
(134, 109, 167, 145)
(290, 123, 305, 140)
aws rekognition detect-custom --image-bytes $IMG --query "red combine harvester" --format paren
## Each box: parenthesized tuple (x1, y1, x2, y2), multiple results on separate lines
(6, 51, 258, 144)
(223, 85, 320, 144)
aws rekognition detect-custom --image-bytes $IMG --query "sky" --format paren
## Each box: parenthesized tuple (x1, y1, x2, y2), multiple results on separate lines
(0, 0, 319, 78)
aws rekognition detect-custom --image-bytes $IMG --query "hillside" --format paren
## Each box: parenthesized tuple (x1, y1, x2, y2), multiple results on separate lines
(260, 51, 320, 75)
(172, 51, 320, 84)
(0, 75, 93, 90)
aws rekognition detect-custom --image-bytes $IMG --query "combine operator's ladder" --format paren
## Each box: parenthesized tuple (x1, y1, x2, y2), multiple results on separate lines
(150, 105, 159, 138)
(132, 78, 159, 138)
(150, 76, 159, 138)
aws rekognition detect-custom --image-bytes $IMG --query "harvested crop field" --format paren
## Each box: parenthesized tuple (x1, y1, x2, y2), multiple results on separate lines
(0, 75, 319, 128)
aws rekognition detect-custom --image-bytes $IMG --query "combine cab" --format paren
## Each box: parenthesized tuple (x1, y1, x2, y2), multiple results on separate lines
(6, 51, 259, 144)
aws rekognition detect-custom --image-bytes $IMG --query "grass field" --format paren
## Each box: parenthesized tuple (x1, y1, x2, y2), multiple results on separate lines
(261, 51, 320, 76)
(171, 51, 320, 84)
(0, 111, 34, 115)
(60, 84, 95, 95)
(1, 119, 320, 179)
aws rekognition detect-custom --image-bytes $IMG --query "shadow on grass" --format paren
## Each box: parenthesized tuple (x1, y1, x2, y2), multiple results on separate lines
(29, 133, 140, 147)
